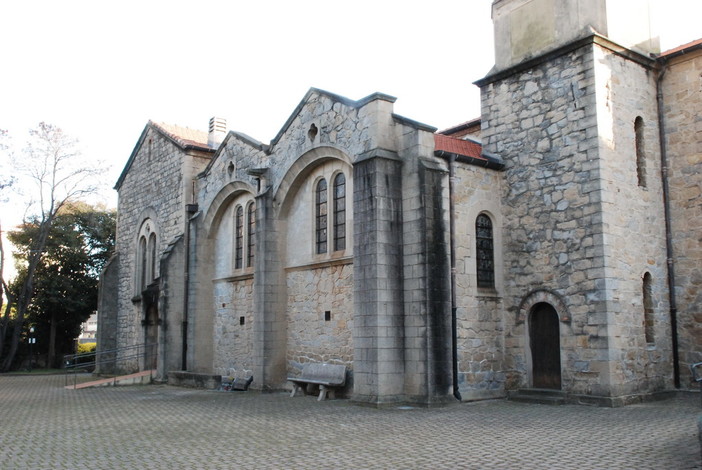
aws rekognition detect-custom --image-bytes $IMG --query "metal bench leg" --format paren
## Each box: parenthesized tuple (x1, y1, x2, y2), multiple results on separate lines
(290, 383, 303, 398)
(318, 385, 329, 401)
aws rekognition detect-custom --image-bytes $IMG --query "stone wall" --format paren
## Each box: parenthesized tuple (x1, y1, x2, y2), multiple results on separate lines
(452, 163, 507, 399)
(158, 235, 186, 377)
(480, 42, 605, 394)
(663, 47, 702, 387)
(353, 153, 406, 403)
(479, 37, 672, 399)
(286, 263, 354, 374)
(213, 277, 254, 375)
(592, 44, 670, 396)
(96, 255, 119, 374)
(114, 128, 188, 371)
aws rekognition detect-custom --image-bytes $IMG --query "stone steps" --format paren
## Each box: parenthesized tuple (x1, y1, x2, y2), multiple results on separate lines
(508, 388, 567, 405)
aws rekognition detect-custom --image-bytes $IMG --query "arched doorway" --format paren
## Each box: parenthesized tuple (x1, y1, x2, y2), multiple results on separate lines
(529, 302, 561, 389)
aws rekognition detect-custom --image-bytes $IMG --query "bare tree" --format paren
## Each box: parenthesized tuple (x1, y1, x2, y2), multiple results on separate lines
(0, 123, 103, 371)
(0, 129, 15, 358)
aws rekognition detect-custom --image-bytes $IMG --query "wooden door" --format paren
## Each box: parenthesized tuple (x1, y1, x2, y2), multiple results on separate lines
(529, 303, 561, 389)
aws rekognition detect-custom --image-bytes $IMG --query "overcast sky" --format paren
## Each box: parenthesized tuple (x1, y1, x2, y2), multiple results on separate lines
(1, 0, 700, 214)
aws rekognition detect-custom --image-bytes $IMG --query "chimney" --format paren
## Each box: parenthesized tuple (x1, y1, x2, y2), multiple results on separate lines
(208, 117, 227, 148)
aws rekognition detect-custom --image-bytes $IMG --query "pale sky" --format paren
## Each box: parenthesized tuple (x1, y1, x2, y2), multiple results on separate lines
(0, 0, 700, 216)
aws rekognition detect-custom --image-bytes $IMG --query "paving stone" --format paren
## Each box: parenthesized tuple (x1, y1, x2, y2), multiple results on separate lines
(0, 374, 700, 469)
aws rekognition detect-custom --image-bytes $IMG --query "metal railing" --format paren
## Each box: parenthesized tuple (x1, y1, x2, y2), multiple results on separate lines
(63, 342, 157, 388)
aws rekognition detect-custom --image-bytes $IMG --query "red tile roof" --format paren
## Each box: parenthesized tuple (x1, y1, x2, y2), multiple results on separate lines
(660, 38, 702, 57)
(434, 133, 483, 160)
(152, 121, 211, 150)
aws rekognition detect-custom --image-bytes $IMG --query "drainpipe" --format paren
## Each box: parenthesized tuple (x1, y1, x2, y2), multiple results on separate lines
(656, 64, 681, 389)
(182, 203, 198, 371)
(448, 153, 462, 401)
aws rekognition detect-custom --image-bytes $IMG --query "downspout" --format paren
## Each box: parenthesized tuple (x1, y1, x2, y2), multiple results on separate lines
(656, 64, 681, 388)
(182, 203, 198, 371)
(448, 153, 462, 401)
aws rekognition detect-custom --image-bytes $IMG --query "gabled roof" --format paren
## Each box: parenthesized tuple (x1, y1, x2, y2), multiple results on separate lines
(115, 120, 215, 190)
(434, 134, 504, 170)
(437, 118, 481, 137)
(270, 87, 398, 148)
(152, 122, 210, 150)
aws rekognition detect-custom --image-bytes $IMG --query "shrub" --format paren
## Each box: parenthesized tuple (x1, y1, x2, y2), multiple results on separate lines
(77, 343, 96, 355)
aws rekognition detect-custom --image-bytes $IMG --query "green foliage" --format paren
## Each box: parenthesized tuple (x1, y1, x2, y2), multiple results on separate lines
(7, 203, 115, 361)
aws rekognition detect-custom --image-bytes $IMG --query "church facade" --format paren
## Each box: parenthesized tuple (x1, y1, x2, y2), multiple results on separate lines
(98, 0, 702, 406)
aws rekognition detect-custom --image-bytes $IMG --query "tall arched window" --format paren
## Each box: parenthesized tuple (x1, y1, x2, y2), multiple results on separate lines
(316, 178, 328, 254)
(476, 214, 495, 288)
(139, 237, 147, 291)
(643, 272, 654, 343)
(635, 116, 646, 187)
(247, 202, 256, 268)
(135, 219, 159, 295)
(235, 205, 244, 269)
(148, 233, 157, 284)
(333, 173, 346, 251)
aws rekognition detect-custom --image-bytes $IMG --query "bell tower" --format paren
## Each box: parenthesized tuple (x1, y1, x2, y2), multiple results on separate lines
(491, 0, 660, 72)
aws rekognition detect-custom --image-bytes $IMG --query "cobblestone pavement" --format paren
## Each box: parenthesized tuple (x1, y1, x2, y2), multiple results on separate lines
(1, 374, 700, 469)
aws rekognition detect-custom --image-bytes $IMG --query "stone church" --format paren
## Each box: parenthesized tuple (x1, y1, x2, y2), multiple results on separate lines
(98, 0, 702, 406)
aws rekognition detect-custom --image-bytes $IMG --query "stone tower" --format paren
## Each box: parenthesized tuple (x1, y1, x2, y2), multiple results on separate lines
(491, 0, 660, 72)
(477, 0, 672, 404)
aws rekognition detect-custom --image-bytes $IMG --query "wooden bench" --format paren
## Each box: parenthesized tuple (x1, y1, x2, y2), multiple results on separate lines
(287, 363, 346, 401)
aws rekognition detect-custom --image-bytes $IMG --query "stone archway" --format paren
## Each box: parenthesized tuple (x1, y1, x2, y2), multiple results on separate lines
(528, 302, 561, 389)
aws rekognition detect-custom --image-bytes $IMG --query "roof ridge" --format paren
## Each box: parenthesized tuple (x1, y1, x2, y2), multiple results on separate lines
(151, 121, 210, 148)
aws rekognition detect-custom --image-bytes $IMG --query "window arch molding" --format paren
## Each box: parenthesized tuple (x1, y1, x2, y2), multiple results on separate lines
(464, 206, 502, 293)
(276, 150, 353, 267)
(203, 181, 257, 237)
(134, 215, 159, 294)
(274, 146, 352, 220)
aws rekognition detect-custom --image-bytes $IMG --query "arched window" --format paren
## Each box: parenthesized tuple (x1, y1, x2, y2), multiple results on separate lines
(135, 218, 159, 295)
(147, 233, 157, 284)
(247, 202, 255, 268)
(333, 173, 346, 251)
(476, 214, 495, 288)
(635, 116, 646, 188)
(235, 205, 244, 269)
(316, 178, 328, 254)
(139, 236, 147, 291)
(643, 272, 654, 343)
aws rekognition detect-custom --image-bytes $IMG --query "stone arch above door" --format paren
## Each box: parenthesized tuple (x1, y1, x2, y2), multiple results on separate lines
(517, 289, 570, 324)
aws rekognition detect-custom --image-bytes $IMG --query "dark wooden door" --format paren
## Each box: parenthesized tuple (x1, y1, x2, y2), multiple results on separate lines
(529, 303, 561, 389)
(145, 304, 158, 370)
